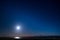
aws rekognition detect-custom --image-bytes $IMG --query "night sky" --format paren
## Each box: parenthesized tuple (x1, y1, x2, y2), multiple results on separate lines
(0, 0, 60, 37)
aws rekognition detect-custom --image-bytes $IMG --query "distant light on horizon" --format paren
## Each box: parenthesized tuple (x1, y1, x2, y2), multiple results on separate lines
(14, 37, 21, 39)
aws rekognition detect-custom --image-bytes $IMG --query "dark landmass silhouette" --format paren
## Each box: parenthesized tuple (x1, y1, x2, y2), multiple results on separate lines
(0, 36, 60, 40)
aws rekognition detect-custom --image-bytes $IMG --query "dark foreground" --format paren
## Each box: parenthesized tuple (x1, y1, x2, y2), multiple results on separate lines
(0, 36, 60, 40)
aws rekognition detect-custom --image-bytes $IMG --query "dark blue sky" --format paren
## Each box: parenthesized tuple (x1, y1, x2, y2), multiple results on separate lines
(0, 0, 60, 36)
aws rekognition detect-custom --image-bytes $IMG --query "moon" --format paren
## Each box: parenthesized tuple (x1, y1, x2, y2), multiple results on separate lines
(16, 25, 21, 30)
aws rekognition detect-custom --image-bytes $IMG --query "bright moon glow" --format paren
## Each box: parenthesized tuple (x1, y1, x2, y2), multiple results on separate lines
(16, 25, 20, 30)
(14, 37, 20, 39)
